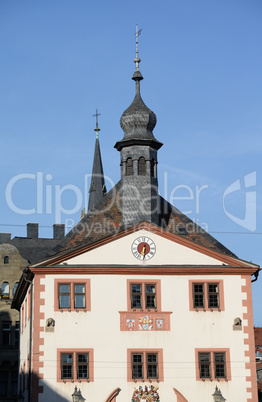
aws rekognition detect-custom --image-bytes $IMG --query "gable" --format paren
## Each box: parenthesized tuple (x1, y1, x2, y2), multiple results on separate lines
(59, 229, 230, 266)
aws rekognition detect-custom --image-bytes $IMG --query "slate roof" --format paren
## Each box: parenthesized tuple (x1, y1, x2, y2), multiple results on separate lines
(8, 237, 61, 265)
(88, 136, 107, 211)
(54, 181, 237, 258)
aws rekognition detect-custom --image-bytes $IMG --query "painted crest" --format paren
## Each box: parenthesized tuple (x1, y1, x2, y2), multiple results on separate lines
(156, 319, 164, 329)
(139, 315, 153, 331)
(132, 385, 160, 401)
(126, 319, 136, 331)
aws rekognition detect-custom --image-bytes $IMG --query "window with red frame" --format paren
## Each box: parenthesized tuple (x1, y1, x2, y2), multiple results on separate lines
(58, 283, 86, 309)
(59, 351, 92, 381)
(127, 349, 164, 382)
(198, 352, 227, 380)
(130, 283, 157, 310)
(193, 282, 220, 309)
(132, 352, 158, 380)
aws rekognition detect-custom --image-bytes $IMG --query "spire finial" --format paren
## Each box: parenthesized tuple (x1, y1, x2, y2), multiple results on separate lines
(134, 24, 142, 71)
(93, 109, 101, 139)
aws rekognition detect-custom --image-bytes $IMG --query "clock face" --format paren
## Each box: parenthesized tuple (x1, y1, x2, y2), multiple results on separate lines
(131, 236, 156, 261)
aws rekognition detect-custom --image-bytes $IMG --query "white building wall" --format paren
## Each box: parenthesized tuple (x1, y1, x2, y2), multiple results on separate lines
(19, 285, 32, 401)
(35, 273, 250, 401)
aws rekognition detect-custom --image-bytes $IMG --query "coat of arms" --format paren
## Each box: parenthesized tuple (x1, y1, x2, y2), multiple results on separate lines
(126, 319, 136, 331)
(139, 315, 153, 331)
(132, 385, 160, 401)
(156, 319, 164, 329)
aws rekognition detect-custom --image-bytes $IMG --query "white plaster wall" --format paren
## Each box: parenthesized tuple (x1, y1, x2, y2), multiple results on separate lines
(63, 230, 226, 266)
(37, 273, 250, 402)
(19, 285, 32, 402)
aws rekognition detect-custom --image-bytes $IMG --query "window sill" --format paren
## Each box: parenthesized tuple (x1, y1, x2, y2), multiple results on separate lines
(58, 309, 88, 313)
(194, 308, 221, 312)
(60, 379, 91, 383)
(200, 377, 228, 382)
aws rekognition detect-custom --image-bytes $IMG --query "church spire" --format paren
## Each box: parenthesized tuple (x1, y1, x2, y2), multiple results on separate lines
(88, 110, 107, 211)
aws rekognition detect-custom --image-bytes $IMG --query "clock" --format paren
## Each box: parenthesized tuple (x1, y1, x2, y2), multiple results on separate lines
(131, 236, 156, 261)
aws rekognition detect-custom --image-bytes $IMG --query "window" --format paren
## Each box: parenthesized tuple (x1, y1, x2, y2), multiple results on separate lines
(57, 349, 94, 382)
(59, 284, 70, 308)
(15, 321, 20, 347)
(74, 284, 86, 309)
(0, 371, 8, 397)
(126, 158, 133, 176)
(189, 280, 224, 311)
(199, 353, 210, 378)
(13, 282, 19, 297)
(2, 321, 11, 346)
(208, 284, 219, 308)
(150, 159, 155, 177)
(61, 353, 89, 380)
(4, 256, 9, 264)
(11, 370, 18, 396)
(55, 279, 91, 312)
(127, 349, 163, 382)
(131, 353, 158, 379)
(195, 349, 231, 381)
(1, 282, 9, 299)
(138, 157, 146, 176)
(129, 281, 159, 310)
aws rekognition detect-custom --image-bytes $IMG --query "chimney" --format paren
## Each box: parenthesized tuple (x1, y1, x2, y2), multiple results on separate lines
(53, 224, 65, 239)
(0, 233, 11, 244)
(27, 223, 39, 238)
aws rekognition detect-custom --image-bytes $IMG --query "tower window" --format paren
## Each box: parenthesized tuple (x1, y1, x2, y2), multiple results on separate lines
(138, 157, 146, 176)
(151, 159, 155, 177)
(4, 256, 9, 264)
(126, 158, 133, 176)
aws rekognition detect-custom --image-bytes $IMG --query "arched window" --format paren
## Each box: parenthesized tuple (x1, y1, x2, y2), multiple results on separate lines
(4, 256, 9, 264)
(126, 158, 133, 176)
(150, 159, 155, 177)
(1, 282, 10, 299)
(13, 282, 19, 297)
(138, 157, 146, 176)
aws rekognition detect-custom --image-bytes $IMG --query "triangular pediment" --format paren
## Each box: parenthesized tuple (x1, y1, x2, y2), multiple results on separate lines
(32, 222, 255, 269)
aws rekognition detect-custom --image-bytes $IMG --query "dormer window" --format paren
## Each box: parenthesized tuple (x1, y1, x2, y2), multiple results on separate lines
(126, 158, 133, 176)
(138, 157, 146, 176)
(4, 256, 9, 264)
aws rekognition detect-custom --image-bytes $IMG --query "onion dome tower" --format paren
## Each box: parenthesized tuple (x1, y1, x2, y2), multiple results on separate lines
(114, 26, 163, 227)
(88, 110, 107, 211)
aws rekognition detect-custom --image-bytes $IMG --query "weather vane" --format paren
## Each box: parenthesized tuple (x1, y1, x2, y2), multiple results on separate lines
(134, 24, 142, 71)
(93, 109, 101, 138)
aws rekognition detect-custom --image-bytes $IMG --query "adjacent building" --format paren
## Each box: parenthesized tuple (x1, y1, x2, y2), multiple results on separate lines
(0, 224, 64, 401)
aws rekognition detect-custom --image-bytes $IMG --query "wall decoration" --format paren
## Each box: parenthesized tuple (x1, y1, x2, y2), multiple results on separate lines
(132, 385, 160, 401)
(139, 315, 153, 331)
(126, 319, 136, 331)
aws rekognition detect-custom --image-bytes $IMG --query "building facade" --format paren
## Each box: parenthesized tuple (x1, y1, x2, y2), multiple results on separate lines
(12, 39, 259, 402)
(0, 240, 25, 401)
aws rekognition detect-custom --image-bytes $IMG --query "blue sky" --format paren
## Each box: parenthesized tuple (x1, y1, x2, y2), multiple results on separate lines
(0, 0, 261, 323)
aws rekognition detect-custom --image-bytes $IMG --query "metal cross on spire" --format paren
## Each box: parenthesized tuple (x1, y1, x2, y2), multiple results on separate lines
(93, 109, 101, 138)
(134, 24, 142, 71)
